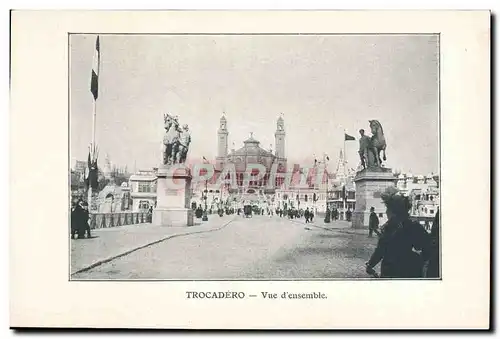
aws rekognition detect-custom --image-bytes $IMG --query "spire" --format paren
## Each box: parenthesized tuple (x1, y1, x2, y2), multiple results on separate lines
(276, 114, 285, 132)
(336, 149, 347, 183)
(219, 113, 228, 132)
(217, 112, 229, 160)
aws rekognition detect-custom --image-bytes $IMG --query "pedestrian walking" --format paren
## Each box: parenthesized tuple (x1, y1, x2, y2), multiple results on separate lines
(365, 190, 431, 278)
(195, 206, 203, 219)
(324, 207, 331, 223)
(304, 208, 310, 223)
(346, 208, 352, 222)
(332, 208, 338, 221)
(368, 207, 381, 237)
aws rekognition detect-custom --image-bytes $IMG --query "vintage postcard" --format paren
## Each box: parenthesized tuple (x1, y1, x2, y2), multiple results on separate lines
(10, 10, 490, 329)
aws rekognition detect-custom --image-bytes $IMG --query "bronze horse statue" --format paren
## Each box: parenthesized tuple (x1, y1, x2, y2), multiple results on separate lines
(162, 113, 180, 165)
(368, 120, 387, 167)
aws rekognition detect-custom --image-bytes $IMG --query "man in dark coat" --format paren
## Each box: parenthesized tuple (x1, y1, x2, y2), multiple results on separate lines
(71, 200, 79, 239)
(368, 207, 381, 237)
(195, 206, 203, 218)
(304, 208, 310, 223)
(346, 208, 352, 222)
(81, 201, 91, 238)
(426, 209, 440, 278)
(324, 208, 331, 223)
(366, 192, 431, 278)
(71, 199, 89, 239)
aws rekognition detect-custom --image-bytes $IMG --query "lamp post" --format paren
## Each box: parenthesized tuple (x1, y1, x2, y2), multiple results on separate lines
(202, 156, 209, 221)
(202, 180, 209, 221)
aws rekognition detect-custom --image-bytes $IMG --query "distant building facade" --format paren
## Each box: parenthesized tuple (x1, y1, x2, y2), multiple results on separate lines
(202, 114, 288, 210)
(128, 169, 157, 212)
(396, 172, 440, 218)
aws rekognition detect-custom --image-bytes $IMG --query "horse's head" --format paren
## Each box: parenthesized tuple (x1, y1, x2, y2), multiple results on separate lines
(164, 113, 173, 130)
(369, 120, 384, 136)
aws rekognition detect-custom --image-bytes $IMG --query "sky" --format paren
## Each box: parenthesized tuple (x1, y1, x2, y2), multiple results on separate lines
(70, 34, 439, 175)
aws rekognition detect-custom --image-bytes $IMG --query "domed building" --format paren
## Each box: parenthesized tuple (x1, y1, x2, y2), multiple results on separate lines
(210, 114, 288, 208)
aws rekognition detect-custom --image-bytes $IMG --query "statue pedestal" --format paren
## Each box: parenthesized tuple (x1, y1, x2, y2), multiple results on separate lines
(153, 166, 194, 227)
(351, 168, 397, 229)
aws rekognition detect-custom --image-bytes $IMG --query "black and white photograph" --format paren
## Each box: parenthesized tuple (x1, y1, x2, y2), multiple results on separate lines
(10, 10, 490, 329)
(70, 33, 440, 280)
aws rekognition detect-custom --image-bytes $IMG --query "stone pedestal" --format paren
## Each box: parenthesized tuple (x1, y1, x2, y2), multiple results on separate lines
(153, 165, 194, 227)
(352, 168, 397, 229)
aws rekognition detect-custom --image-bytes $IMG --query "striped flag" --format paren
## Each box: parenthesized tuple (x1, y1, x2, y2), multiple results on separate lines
(90, 36, 100, 100)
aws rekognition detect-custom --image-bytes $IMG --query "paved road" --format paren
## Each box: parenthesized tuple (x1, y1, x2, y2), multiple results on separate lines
(70, 217, 233, 275)
(72, 216, 379, 280)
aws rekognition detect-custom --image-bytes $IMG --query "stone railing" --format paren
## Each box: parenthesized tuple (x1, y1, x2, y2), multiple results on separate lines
(89, 212, 152, 229)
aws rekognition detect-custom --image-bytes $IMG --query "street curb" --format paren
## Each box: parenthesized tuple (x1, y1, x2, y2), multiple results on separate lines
(71, 217, 237, 277)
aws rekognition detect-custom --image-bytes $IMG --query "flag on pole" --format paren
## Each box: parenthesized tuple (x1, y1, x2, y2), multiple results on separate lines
(345, 133, 355, 141)
(85, 145, 99, 190)
(90, 36, 100, 100)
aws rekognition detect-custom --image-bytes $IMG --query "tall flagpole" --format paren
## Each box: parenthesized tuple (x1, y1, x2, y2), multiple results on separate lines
(88, 35, 100, 212)
(88, 99, 97, 211)
(343, 129, 347, 220)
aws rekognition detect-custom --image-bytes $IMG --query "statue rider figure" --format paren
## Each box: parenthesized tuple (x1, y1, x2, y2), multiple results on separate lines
(358, 129, 371, 169)
(177, 124, 191, 164)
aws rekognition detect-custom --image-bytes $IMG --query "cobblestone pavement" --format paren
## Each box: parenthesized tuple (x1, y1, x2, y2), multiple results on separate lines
(72, 215, 379, 280)
(70, 216, 236, 275)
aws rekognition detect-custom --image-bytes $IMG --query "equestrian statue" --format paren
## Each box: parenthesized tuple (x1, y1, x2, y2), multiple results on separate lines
(162, 113, 191, 165)
(358, 120, 387, 169)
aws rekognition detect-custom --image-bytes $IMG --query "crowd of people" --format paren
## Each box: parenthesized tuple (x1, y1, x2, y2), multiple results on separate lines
(194, 205, 236, 219)
(270, 207, 315, 222)
(323, 207, 352, 223)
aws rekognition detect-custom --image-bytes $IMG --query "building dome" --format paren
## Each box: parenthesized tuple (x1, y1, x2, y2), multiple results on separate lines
(417, 174, 425, 180)
(426, 173, 434, 179)
(398, 173, 405, 179)
(243, 135, 260, 145)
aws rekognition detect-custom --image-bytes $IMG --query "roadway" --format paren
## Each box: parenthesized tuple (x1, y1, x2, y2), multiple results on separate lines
(72, 215, 378, 280)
